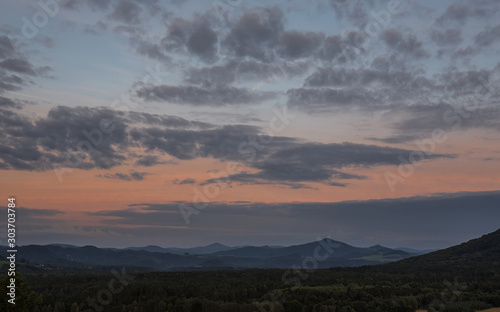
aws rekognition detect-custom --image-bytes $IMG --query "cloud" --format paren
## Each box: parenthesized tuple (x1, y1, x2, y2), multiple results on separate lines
(0, 105, 211, 171)
(287, 87, 383, 112)
(222, 6, 285, 62)
(379, 105, 500, 143)
(0, 35, 52, 93)
(108, 0, 143, 24)
(136, 84, 274, 106)
(161, 12, 220, 62)
(0, 106, 276, 171)
(474, 23, 500, 47)
(96, 171, 148, 181)
(186, 24, 219, 62)
(430, 28, 463, 46)
(277, 31, 324, 59)
(289, 59, 500, 115)
(134, 155, 165, 167)
(381, 29, 429, 59)
(0, 35, 16, 59)
(0, 102, 456, 189)
(0, 58, 38, 76)
(129, 124, 270, 161)
(200, 142, 453, 187)
(134, 40, 171, 62)
(0, 96, 21, 109)
(328, 0, 380, 25)
(184, 59, 308, 87)
(172, 178, 196, 185)
(435, 1, 499, 25)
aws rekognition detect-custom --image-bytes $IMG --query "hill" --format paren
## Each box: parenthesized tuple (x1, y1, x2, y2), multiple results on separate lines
(378, 228, 500, 274)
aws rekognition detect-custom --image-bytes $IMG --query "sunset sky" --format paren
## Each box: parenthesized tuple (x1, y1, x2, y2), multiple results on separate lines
(0, 0, 499, 249)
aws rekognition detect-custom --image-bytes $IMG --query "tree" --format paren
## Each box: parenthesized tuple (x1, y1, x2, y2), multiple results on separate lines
(0, 272, 42, 312)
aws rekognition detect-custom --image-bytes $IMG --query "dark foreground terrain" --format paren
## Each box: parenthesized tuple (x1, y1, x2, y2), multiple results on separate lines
(1, 229, 499, 312)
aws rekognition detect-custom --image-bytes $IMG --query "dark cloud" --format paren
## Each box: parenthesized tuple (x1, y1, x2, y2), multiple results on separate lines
(291, 60, 500, 115)
(474, 23, 500, 47)
(430, 28, 463, 46)
(34, 106, 129, 169)
(129, 124, 270, 161)
(172, 178, 196, 185)
(0, 58, 37, 76)
(304, 67, 429, 90)
(277, 31, 324, 59)
(315, 31, 370, 63)
(287, 87, 383, 112)
(200, 142, 452, 187)
(134, 40, 171, 62)
(254, 142, 451, 175)
(0, 106, 200, 171)
(97, 171, 148, 181)
(222, 6, 285, 62)
(109, 0, 142, 24)
(184, 59, 308, 87)
(0, 35, 53, 93)
(0, 35, 16, 59)
(134, 155, 164, 167)
(372, 102, 500, 143)
(381, 29, 429, 59)
(136, 84, 274, 106)
(200, 172, 315, 189)
(162, 13, 220, 62)
(0, 106, 282, 172)
(437, 66, 500, 100)
(436, 4, 470, 24)
(0, 96, 21, 109)
(452, 46, 479, 60)
(185, 24, 218, 62)
(435, 1, 499, 25)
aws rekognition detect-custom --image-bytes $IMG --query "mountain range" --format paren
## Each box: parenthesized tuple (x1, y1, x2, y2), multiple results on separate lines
(4, 229, 498, 272)
(0, 239, 416, 271)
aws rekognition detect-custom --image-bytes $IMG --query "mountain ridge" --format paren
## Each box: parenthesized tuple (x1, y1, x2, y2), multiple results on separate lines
(0, 238, 414, 271)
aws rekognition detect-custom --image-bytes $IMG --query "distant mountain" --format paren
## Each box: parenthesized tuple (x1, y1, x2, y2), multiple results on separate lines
(126, 242, 237, 255)
(0, 239, 414, 271)
(47, 243, 79, 249)
(213, 239, 410, 264)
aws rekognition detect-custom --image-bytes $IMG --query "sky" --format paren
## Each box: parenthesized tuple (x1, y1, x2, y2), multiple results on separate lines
(0, 0, 499, 250)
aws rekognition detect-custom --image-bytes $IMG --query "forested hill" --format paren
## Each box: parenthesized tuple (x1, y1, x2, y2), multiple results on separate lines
(377, 228, 500, 274)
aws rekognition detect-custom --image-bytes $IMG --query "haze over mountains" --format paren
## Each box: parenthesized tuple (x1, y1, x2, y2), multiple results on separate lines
(1, 239, 417, 271)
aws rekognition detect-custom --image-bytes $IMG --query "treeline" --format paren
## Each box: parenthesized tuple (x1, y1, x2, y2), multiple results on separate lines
(1, 267, 499, 312)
